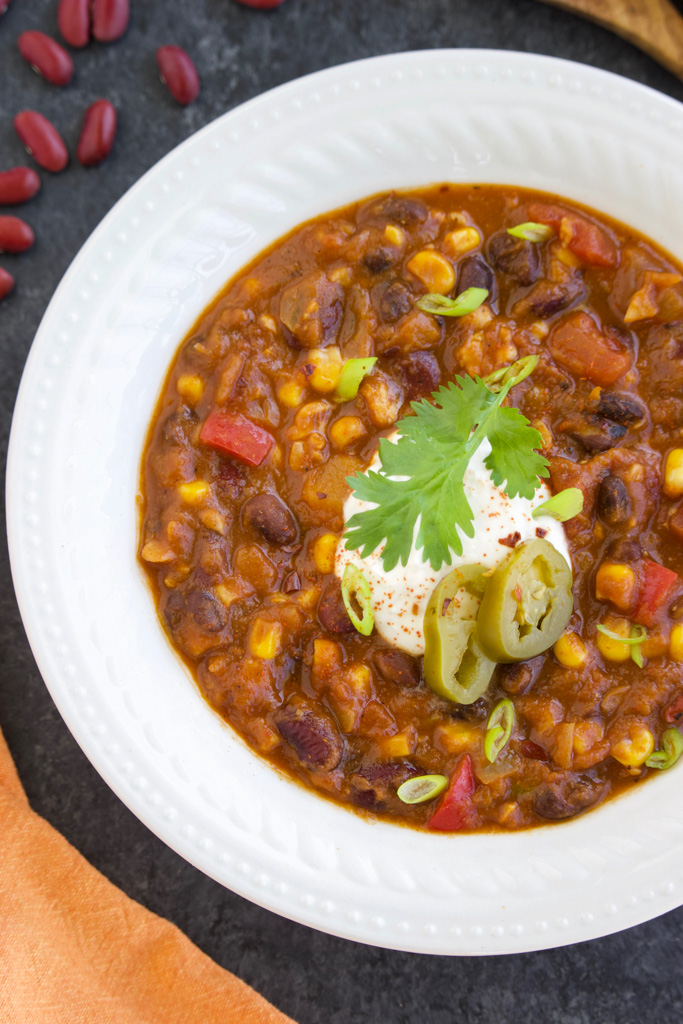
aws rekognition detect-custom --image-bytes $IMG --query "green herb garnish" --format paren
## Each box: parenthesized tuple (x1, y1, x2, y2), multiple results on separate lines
(397, 774, 448, 804)
(532, 487, 584, 523)
(645, 728, 683, 770)
(336, 357, 377, 402)
(416, 287, 489, 318)
(507, 222, 555, 243)
(344, 356, 548, 571)
(484, 698, 515, 763)
(340, 564, 374, 635)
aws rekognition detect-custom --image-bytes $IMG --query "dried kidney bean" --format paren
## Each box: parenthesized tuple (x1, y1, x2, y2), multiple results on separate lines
(91, 0, 129, 42)
(0, 216, 34, 253)
(18, 31, 74, 86)
(77, 100, 117, 166)
(57, 0, 91, 48)
(14, 112, 68, 173)
(156, 46, 200, 105)
(0, 268, 15, 300)
(0, 167, 41, 205)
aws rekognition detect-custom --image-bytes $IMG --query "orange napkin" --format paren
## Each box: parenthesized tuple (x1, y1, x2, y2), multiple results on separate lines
(0, 726, 296, 1024)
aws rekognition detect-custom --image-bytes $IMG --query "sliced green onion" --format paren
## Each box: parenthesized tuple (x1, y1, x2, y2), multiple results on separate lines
(484, 698, 515, 763)
(485, 354, 539, 392)
(336, 357, 378, 402)
(416, 287, 488, 318)
(596, 623, 647, 646)
(341, 564, 374, 636)
(630, 625, 645, 668)
(532, 487, 584, 522)
(397, 774, 448, 805)
(645, 727, 683, 770)
(507, 222, 555, 243)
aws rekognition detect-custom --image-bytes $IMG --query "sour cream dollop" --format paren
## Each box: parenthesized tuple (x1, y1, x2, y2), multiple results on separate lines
(335, 437, 571, 656)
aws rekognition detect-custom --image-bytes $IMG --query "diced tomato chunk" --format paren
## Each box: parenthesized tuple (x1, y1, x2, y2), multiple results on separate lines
(200, 410, 274, 467)
(549, 311, 633, 386)
(528, 202, 618, 268)
(633, 559, 678, 627)
(427, 754, 476, 832)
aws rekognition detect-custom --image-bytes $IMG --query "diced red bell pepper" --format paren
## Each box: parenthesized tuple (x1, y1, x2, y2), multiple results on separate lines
(427, 754, 476, 832)
(549, 311, 633, 386)
(633, 559, 679, 627)
(528, 202, 618, 268)
(199, 410, 274, 467)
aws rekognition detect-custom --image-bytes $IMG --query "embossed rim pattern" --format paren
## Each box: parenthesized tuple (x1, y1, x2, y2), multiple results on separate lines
(7, 51, 683, 955)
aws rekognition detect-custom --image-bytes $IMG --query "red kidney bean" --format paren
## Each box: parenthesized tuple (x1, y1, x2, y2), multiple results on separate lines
(156, 46, 200, 105)
(57, 0, 91, 47)
(0, 216, 35, 254)
(77, 100, 117, 166)
(91, 0, 129, 42)
(18, 31, 74, 86)
(0, 167, 41, 205)
(14, 112, 69, 173)
(520, 740, 550, 762)
(234, 0, 287, 7)
(0, 268, 14, 301)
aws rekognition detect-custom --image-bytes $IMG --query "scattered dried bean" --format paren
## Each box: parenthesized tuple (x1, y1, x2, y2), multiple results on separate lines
(57, 0, 91, 48)
(0, 268, 15, 300)
(14, 111, 69, 173)
(18, 31, 74, 86)
(0, 216, 35, 253)
(156, 45, 200, 105)
(77, 100, 117, 166)
(91, 0, 129, 42)
(0, 167, 41, 205)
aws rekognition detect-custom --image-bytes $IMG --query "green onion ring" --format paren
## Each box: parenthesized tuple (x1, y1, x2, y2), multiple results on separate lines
(484, 698, 515, 763)
(416, 287, 488, 318)
(532, 487, 584, 523)
(397, 774, 449, 805)
(335, 357, 377, 402)
(507, 222, 555, 243)
(645, 727, 683, 770)
(341, 563, 375, 636)
(596, 623, 647, 645)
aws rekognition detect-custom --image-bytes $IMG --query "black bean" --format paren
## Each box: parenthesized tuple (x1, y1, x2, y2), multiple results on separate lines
(364, 196, 428, 228)
(597, 474, 631, 525)
(282, 571, 301, 594)
(451, 697, 489, 722)
(279, 271, 343, 348)
(379, 281, 414, 322)
(596, 391, 645, 424)
(498, 660, 540, 695)
(185, 589, 229, 632)
(457, 254, 495, 296)
(398, 351, 441, 401)
(363, 248, 394, 274)
(567, 415, 626, 453)
(372, 648, 421, 688)
(273, 697, 343, 771)
(317, 580, 356, 633)
(533, 775, 604, 820)
(519, 280, 583, 319)
(487, 231, 540, 285)
(606, 537, 642, 562)
(242, 493, 298, 545)
(349, 760, 419, 808)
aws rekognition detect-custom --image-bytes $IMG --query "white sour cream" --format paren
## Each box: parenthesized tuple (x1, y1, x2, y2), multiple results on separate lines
(335, 437, 571, 656)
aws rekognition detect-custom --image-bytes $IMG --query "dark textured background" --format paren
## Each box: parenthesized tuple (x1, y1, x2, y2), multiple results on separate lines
(2, 2, 683, 1021)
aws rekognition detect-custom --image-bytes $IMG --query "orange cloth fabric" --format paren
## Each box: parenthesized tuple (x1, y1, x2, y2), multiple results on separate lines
(0, 726, 296, 1024)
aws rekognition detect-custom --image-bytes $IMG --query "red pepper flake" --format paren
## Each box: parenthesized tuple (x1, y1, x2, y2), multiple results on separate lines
(499, 531, 521, 549)
(316, 491, 328, 500)
(513, 584, 523, 602)
(536, 527, 548, 538)
(441, 597, 452, 616)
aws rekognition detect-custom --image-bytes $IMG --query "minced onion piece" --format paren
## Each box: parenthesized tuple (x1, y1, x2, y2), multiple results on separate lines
(336, 357, 377, 401)
(532, 487, 584, 522)
(484, 698, 515, 763)
(341, 563, 374, 636)
(645, 727, 683, 770)
(397, 774, 448, 805)
(507, 222, 555, 243)
(416, 287, 488, 317)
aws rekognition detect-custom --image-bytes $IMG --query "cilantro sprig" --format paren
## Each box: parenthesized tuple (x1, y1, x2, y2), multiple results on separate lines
(343, 356, 549, 571)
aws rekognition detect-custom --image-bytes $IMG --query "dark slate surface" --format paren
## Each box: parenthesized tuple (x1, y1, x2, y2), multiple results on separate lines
(1, 2, 683, 1021)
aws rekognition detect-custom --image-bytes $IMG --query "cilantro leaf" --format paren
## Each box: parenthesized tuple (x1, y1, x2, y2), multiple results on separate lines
(343, 356, 548, 571)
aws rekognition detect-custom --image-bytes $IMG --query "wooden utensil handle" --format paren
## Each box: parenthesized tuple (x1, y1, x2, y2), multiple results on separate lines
(539, 0, 683, 82)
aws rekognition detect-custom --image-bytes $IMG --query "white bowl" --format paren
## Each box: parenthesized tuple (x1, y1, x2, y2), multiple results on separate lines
(8, 50, 683, 955)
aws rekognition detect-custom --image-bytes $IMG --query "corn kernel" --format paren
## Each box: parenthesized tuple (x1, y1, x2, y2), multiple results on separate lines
(312, 638, 342, 676)
(433, 720, 480, 754)
(140, 539, 174, 563)
(378, 728, 416, 758)
(278, 379, 306, 408)
(328, 265, 352, 285)
(296, 586, 321, 613)
(249, 618, 282, 660)
(611, 724, 655, 767)
(595, 562, 636, 612)
(664, 449, 683, 498)
(176, 374, 204, 405)
(553, 630, 587, 669)
(597, 616, 631, 663)
(178, 480, 210, 506)
(384, 223, 405, 246)
(406, 250, 455, 294)
(671, 623, 683, 661)
(199, 508, 226, 534)
(308, 347, 343, 393)
(554, 245, 581, 268)
(259, 313, 278, 333)
(330, 415, 366, 450)
(346, 664, 373, 695)
(443, 226, 480, 257)
(313, 533, 338, 574)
